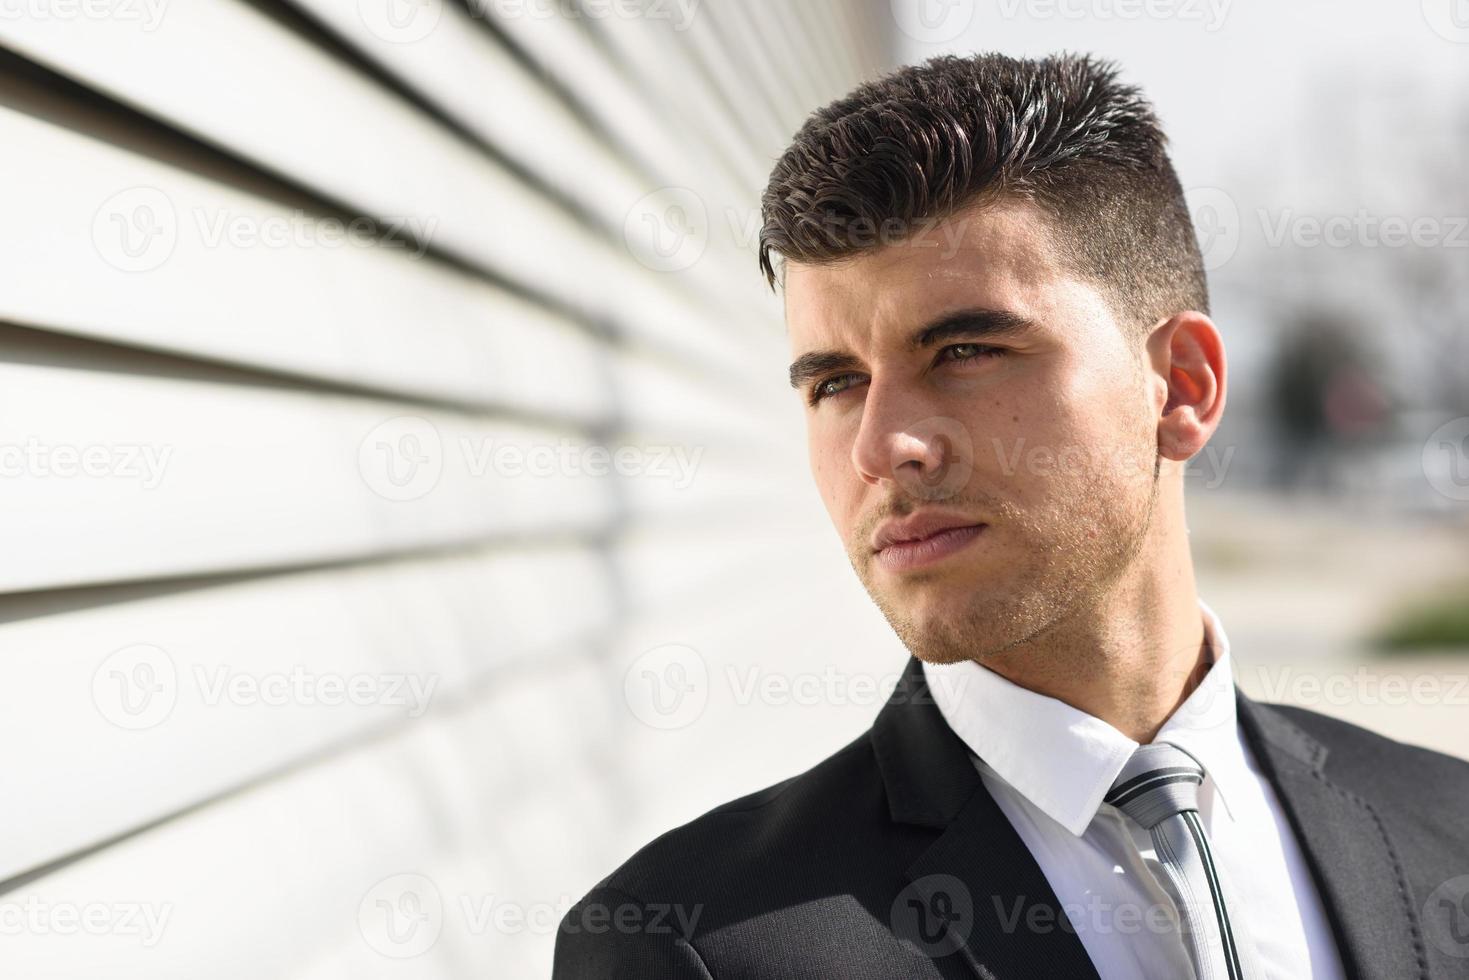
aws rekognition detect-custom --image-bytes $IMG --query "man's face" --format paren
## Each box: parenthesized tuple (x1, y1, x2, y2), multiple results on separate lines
(785, 198, 1164, 664)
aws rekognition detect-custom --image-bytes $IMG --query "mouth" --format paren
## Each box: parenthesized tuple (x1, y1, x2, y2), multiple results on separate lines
(872, 522, 987, 573)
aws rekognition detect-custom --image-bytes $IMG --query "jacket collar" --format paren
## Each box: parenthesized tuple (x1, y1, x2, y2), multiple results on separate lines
(873, 655, 1427, 980)
(873, 656, 1102, 979)
(917, 598, 1246, 837)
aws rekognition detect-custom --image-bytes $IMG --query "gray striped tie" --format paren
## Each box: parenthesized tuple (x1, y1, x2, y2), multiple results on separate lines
(1105, 741, 1253, 980)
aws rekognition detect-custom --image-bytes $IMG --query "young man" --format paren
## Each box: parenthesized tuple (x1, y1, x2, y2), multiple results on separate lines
(554, 53, 1469, 979)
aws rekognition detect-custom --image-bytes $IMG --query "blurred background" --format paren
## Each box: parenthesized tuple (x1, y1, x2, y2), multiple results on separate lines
(0, 0, 1465, 976)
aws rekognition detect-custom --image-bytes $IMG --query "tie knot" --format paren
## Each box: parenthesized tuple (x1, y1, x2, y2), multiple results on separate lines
(1105, 741, 1205, 829)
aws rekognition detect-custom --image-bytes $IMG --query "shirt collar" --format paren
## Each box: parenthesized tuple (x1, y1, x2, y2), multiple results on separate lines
(922, 597, 1245, 837)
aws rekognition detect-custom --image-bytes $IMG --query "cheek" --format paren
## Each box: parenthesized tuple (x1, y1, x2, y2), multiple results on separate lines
(961, 396, 1034, 480)
(807, 436, 844, 509)
(808, 425, 862, 531)
(962, 388, 1097, 501)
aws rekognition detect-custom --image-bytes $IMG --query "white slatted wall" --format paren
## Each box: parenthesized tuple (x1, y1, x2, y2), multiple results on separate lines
(0, 3, 889, 976)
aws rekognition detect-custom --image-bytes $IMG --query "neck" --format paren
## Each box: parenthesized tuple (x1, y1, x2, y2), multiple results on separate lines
(979, 487, 1209, 744)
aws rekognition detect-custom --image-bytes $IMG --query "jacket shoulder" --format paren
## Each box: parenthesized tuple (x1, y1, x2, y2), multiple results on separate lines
(1260, 700, 1467, 766)
(1252, 699, 1469, 813)
(553, 728, 924, 977)
(592, 728, 888, 902)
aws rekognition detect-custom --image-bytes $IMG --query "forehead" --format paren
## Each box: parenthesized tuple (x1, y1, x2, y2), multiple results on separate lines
(783, 198, 1078, 351)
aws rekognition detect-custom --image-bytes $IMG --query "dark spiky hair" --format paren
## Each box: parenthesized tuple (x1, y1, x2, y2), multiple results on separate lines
(758, 52, 1208, 335)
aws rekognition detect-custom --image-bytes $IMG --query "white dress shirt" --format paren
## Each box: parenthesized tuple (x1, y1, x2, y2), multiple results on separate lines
(921, 598, 1348, 979)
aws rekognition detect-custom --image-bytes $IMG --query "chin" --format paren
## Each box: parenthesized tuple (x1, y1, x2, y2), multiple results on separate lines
(904, 641, 982, 667)
(874, 583, 997, 666)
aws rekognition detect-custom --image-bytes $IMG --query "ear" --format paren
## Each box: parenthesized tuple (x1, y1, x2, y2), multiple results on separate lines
(1145, 311, 1226, 463)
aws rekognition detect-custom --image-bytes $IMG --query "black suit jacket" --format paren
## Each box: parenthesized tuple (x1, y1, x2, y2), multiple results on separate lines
(554, 656, 1469, 979)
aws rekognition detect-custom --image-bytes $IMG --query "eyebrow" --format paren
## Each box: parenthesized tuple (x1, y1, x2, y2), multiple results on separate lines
(786, 307, 1041, 390)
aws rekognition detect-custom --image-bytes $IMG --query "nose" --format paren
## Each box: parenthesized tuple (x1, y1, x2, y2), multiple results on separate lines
(849, 382, 972, 499)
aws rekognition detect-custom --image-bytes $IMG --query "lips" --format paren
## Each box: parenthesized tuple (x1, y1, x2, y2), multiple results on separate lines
(871, 520, 988, 573)
(871, 512, 986, 554)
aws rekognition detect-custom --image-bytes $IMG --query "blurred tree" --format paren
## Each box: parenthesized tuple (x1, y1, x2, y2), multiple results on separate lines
(1264, 310, 1391, 494)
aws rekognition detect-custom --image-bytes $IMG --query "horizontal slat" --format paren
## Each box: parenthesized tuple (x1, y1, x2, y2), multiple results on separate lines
(783, 2, 853, 105)
(666, 3, 797, 153)
(289, 0, 778, 326)
(609, 347, 801, 446)
(698, 3, 809, 144)
(718, 4, 826, 126)
(582, 5, 833, 316)
(0, 530, 903, 977)
(471, 0, 759, 207)
(0, 544, 614, 885)
(0, 1, 772, 376)
(0, 1, 591, 298)
(0, 655, 620, 978)
(0, 96, 794, 438)
(580, 4, 771, 199)
(815, 0, 873, 82)
(0, 102, 615, 422)
(291, 0, 658, 235)
(0, 349, 614, 593)
(459, 1, 786, 325)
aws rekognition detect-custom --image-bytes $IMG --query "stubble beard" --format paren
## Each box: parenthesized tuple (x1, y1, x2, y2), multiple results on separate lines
(854, 443, 1163, 666)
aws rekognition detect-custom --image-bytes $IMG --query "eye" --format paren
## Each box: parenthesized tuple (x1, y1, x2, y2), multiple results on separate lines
(937, 342, 1003, 364)
(808, 372, 865, 406)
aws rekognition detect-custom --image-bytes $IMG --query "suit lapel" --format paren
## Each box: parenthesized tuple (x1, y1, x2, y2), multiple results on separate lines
(872, 658, 1102, 980)
(1234, 685, 1426, 980)
(871, 658, 1427, 979)
(903, 785, 1105, 980)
